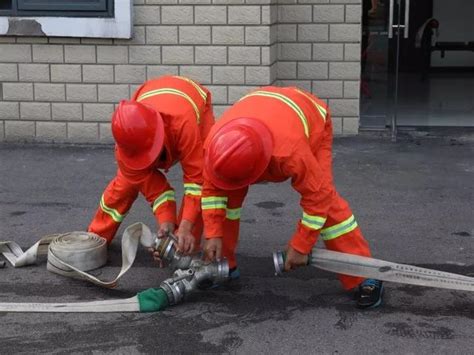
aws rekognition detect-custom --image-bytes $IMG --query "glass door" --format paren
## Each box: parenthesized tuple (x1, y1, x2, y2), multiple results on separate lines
(360, 0, 474, 138)
(395, 0, 474, 129)
(360, 0, 395, 130)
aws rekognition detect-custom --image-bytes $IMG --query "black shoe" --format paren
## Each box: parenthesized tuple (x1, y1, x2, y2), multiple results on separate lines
(355, 279, 384, 309)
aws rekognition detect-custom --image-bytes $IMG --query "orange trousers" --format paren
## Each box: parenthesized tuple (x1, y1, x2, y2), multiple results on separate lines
(89, 180, 203, 248)
(220, 189, 371, 290)
(220, 120, 372, 291)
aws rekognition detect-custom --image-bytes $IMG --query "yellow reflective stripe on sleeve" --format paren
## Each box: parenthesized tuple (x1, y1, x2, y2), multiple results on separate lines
(241, 90, 310, 138)
(184, 183, 202, 196)
(173, 76, 207, 102)
(201, 196, 228, 210)
(295, 89, 327, 122)
(300, 212, 326, 230)
(136, 88, 201, 124)
(320, 215, 358, 241)
(226, 207, 242, 220)
(152, 190, 176, 212)
(315, 104, 327, 121)
(100, 195, 125, 223)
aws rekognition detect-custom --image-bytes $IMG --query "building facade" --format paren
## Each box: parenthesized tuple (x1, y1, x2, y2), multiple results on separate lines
(0, 0, 363, 143)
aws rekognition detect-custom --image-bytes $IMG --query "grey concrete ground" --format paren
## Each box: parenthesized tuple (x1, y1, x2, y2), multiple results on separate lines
(0, 135, 473, 354)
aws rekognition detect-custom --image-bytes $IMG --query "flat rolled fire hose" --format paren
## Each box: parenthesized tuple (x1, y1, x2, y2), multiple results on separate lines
(0, 222, 155, 288)
(0, 222, 175, 313)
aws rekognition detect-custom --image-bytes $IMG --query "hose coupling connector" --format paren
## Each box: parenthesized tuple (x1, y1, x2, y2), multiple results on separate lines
(273, 251, 286, 276)
(272, 250, 312, 276)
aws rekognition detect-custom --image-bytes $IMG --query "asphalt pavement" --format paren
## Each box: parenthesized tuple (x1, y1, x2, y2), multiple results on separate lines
(0, 134, 473, 354)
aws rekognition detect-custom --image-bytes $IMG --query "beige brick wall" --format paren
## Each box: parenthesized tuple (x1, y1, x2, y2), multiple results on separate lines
(0, 0, 361, 143)
(276, 0, 361, 135)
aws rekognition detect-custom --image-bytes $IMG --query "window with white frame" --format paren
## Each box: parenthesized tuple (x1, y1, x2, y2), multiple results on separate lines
(0, 0, 114, 18)
(0, 0, 131, 38)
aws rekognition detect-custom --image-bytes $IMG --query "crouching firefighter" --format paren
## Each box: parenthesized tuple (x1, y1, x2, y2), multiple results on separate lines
(200, 86, 384, 309)
(88, 76, 214, 254)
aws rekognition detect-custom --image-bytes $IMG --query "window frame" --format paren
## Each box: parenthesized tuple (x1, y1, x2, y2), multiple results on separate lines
(0, 0, 131, 38)
(0, 0, 114, 18)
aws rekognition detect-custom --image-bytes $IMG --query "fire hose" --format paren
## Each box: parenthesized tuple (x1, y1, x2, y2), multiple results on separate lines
(0, 223, 149, 288)
(0, 223, 228, 313)
(273, 249, 474, 292)
(2, 226, 473, 313)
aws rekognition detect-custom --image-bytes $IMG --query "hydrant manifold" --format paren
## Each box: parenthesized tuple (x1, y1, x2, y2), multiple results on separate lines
(152, 234, 229, 305)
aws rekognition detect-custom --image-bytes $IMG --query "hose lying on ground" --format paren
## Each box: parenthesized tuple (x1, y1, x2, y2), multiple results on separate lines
(0, 224, 228, 313)
(273, 248, 474, 292)
(0, 222, 153, 288)
(0, 288, 169, 313)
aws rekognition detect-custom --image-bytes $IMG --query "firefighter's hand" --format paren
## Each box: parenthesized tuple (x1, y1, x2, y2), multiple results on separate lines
(284, 246, 309, 271)
(157, 221, 175, 238)
(203, 237, 222, 263)
(147, 247, 165, 267)
(175, 220, 195, 255)
(150, 221, 175, 267)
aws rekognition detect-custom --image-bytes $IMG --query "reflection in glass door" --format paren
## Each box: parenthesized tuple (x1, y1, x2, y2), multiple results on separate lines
(360, 0, 393, 129)
(396, 0, 474, 128)
(360, 0, 474, 136)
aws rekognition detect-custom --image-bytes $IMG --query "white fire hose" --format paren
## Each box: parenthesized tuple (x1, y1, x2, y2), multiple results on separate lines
(1, 224, 473, 313)
(0, 222, 154, 288)
(0, 223, 228, 313)
(273, 249, 474, 292)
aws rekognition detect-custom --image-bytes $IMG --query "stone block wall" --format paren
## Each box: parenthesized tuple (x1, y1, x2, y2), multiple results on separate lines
(275, 0, 361, 134)
(0, 0, 360, 143)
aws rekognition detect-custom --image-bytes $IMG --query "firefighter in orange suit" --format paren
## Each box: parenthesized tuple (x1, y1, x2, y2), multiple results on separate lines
(88, 76, 214, 254)
(200, 86, 384, 308)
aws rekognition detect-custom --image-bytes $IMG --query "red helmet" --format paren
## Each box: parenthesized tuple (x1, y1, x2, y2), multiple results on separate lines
(205, 117, 273, 190)
(112, 100, 164, 171)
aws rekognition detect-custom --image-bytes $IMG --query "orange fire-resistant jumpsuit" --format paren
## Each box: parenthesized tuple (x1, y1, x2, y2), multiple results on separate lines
(202, 86, 371, 290)
(88, 76, 214, 243)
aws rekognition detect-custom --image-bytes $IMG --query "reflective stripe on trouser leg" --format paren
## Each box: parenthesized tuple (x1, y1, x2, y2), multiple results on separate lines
(323, 224, 371, 290)
(324, 222, 370, 290)
(321, 214, 371, 259)
(320, 215, 358, 241)
(226, 208, 241, 220)
(91, 193, 135, 243)
(301, 212, 326, 231)
(100, 194, 126, 223)
(322, 197, 372, 290)
(184, 183, 202, 196)
(201, 196, 227, 210)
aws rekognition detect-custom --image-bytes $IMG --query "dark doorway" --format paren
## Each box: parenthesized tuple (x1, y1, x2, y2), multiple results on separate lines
(360, 0, 474, 132)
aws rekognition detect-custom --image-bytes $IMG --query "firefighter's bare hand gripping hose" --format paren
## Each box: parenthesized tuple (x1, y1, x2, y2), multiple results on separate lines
(273, 249, 474, 292)
(0, 223, 228, 313)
